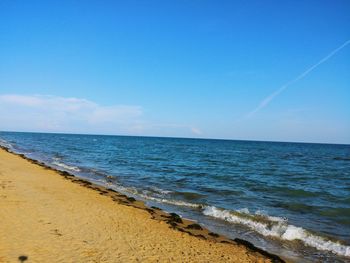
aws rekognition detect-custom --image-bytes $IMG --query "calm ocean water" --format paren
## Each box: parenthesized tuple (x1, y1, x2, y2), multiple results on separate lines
(1, 131, 349, 262)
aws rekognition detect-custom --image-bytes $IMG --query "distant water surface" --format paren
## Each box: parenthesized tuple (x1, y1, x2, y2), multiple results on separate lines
(1, 132, 349, 262)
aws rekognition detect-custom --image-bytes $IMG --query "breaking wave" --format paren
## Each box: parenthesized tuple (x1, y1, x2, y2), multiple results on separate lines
(148, 186, 173, 195)
(203, 206, 350, 257)
(101, 182, 350, 257)
(52, 161, 81, 172)
(139, 194, 202, 208)
(0, 139, 13, 150)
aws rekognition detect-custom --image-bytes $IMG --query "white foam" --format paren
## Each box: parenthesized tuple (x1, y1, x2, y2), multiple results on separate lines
(203, 206, 350, 257)
(106, 184, 139, 195)
(139, 194, 202, 208)
(150, 186, 173, 195)
(237, 208, 250, 214)
(0, 139, 13, 149)
(256, 210, 287, 223)
(102, 184, 199, 208)
(52, 161, 81, 172)
(106, 184, 199, 208)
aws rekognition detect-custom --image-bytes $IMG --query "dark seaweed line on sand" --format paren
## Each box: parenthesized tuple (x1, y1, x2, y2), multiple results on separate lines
(0, 145, 285, 263)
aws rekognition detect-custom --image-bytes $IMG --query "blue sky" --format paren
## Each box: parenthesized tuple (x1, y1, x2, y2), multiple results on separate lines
(0, 0, 349, 144)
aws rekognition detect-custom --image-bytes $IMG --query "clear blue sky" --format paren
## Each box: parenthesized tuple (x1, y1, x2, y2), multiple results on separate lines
(0, 0, 349, 144)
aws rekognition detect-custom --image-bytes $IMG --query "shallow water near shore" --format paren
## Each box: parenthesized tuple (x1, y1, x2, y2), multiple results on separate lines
(1, 131, 349, 262)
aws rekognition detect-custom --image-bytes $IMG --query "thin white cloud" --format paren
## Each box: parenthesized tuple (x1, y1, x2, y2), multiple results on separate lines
(0, 94, 204, 137)
(0, 94, 143, 134)
(190, 127, 202, 135)
(0, 94, 44, 107)
(247, 39, 350, 118)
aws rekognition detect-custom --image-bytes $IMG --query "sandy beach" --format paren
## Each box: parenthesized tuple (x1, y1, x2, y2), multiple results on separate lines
(0, 147, 284, 262)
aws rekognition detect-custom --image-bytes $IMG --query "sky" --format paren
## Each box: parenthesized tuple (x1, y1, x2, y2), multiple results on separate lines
(0, 0, 349, 144)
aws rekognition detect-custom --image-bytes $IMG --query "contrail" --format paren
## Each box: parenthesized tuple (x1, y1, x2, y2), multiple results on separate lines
(247, 39, 350, 118)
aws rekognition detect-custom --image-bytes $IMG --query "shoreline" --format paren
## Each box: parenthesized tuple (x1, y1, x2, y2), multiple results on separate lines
(0, 145, 285, 262)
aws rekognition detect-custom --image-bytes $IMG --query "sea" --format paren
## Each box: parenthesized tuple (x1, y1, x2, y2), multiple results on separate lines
(0, 131, 349, 262)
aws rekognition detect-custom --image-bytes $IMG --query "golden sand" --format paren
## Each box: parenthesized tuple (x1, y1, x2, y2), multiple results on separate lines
(0, 148, 283, 262)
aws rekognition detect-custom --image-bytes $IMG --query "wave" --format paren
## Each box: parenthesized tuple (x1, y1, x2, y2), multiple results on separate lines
(106, 183, 350, 257)
(0, 139, 13, 149)
(100, 181, 350, 257)
(147, 186, 173, 195)
(105, 184, 200, 208)
(82, 167, 110, 179)
(52, 161, 81, 172)
(139, 194, 203, 208)
(116, 185, 203, 208)
(203, 206, 350, 257)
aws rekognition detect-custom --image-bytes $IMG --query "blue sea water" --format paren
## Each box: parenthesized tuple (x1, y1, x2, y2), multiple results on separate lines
(0, 131, 349, 262)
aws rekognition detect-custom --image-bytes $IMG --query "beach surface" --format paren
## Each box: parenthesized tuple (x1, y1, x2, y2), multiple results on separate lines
(0, 148, 282, 262)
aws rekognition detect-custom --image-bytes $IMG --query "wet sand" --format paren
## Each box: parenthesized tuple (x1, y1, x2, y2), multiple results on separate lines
(0, 147, 285, 262)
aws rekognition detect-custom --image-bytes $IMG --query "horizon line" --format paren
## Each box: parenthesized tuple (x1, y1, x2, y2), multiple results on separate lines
(1, 130, 349, 146)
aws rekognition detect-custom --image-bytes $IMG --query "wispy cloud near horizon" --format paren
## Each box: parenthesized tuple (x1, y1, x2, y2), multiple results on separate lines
(0, 94, 144, 134)
(246, 39, 350, 118)
(0, 94, 203, 137)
